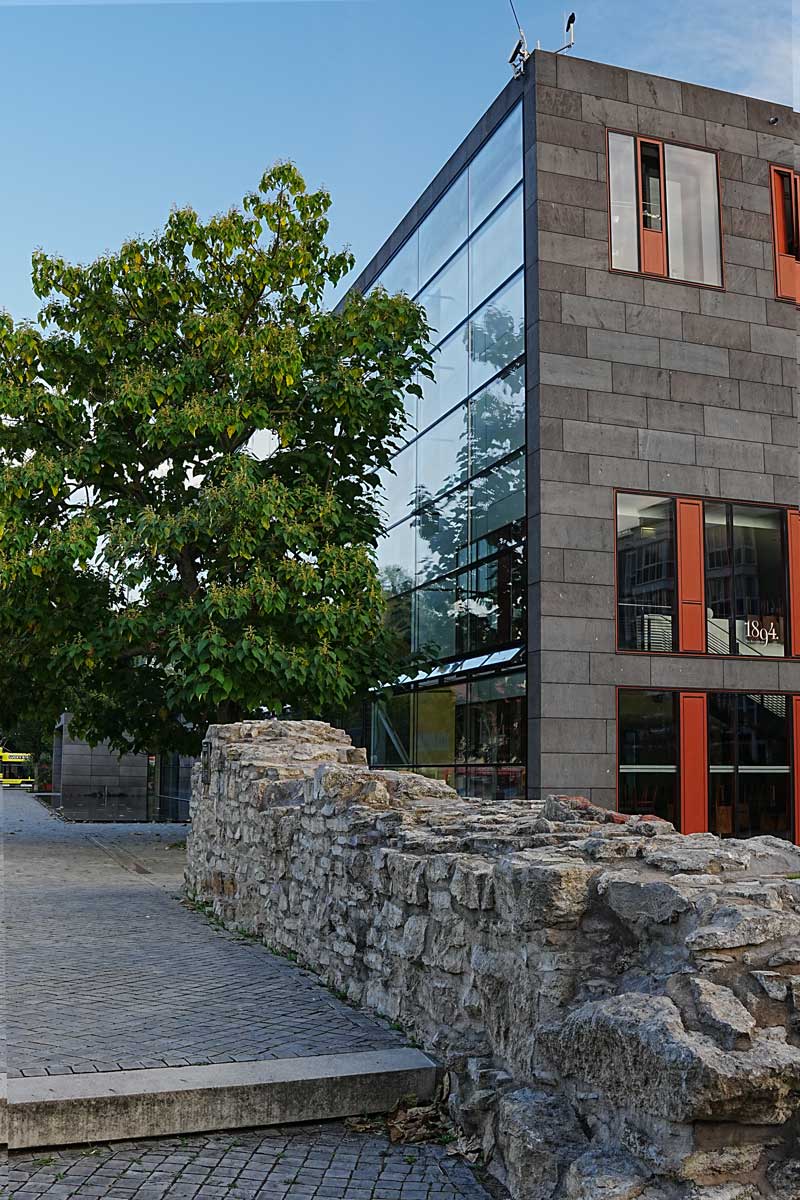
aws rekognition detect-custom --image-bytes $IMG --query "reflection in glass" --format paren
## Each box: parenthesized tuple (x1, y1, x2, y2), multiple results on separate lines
(640, 142, 663, 231)
(417, 248, 468, 346)
(470, 452, 525, 549)
(705, 504, 787, 658)
(469, 272, 524, 395)
(467, 672, 525, 764)
(469, 187, 524, 311)
(418, 173, 468, 289)
(418, 326, 469, 433)
(380, 441, 417, 528)
(732, 507, 785, 657)
(415, 486, 468, 584)
(371, 692, 412, 766)
(414, 577, 458, 660)
(416, 405, 469, 504)
(469, 106, 523, 232)
(616, 493, 676, 652)
(385, 593, 412, 659)
(618, 690, 679, 826)
(470, 365, 525, 475)
(415, 685, 466, 764)
(376, 517, 415, 595)
(608, 132, 638, 272)
(377, 233, 419, 296)
(664, 143, 722, 287)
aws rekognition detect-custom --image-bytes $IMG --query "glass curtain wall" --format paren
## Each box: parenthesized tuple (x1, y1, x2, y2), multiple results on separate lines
(369, 105, 526, 798)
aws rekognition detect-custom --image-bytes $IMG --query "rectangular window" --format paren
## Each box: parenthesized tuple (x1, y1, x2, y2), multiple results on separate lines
(618, 689, 679, 826)
(608, 131, 722, 287)
(616, 493, 794, 659)
(616, 493, 677, 651)
(770, 164, 799, 302)
(704, 504, 787, 658)
(618, 688, 798, 843)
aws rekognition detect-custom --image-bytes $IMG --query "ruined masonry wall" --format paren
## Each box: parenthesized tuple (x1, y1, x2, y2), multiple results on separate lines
(186, 720, 800, 1200)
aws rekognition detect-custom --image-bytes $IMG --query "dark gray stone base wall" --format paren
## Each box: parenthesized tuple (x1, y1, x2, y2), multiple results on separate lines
(527, 51, 799, 805)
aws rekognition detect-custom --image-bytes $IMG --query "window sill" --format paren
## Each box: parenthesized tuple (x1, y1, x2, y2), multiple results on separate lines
(608, 265, 725, 292)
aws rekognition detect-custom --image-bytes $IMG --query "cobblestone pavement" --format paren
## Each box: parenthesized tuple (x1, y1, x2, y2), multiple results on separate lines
(5, 1123, 495, 1199)
(4, 790, 403, 1078)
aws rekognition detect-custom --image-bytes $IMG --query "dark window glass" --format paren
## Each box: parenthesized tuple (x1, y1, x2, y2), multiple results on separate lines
(414, 577, 458, 660)
(779, 172, 797, 256)
(618, 690, 679, 826)
(371, 693, 412, 766)
(616, 494, 676, 652)
(640, 143, 663, 231)
(467, 673, 525, 765)
(705, 503, 787, 658)
(708, 692, 792, 841)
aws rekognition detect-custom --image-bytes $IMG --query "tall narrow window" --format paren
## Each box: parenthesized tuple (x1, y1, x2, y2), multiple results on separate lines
(638, 140, 666, 276)
(664, 142, 723, 286)
(770, 165, 799, 302)
(616, 493, 677, 651)
(618, 690, 679, 826)
(608, 132, 722, 286)
(608, 132, 639, 272)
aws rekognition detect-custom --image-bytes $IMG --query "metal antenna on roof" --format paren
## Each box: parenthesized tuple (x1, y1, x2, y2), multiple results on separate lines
(556, 11, 576, 53)
(507, 0, 530, 78)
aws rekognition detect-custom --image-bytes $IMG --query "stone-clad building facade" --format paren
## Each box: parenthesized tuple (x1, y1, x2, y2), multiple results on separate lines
(351, 52, 799, 841)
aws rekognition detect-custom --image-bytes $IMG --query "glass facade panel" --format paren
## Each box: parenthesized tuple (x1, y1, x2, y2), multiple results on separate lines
(415, 685, 466, 764)
(376, 517, 415, 595)
(616, 493, 676, 652)
(664, 143, 722, 287)
(419, 326, 469, 432)
(469, 107, 523, 232)
(414, 577, 458, 660)
(416, 404, 469, 504)
(380, 441, 417, 528)
(469, 271, 524, 394)
(469, 186, 524, 311)
(371, 693, 412, 766)
(618, 690, 679, 826)
(470, 365, 525, 475)
(608, 132, 639, 272)
(416, 486, 468, 584)
(470, 451, 525, 549)
(417, 247, 468, 346)
(418, 174, 468, 288)
(377, 233, 419, 296)
(368, 103, 524, 804)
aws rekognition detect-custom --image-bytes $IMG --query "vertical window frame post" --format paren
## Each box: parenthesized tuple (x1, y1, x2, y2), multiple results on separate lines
(788, 509, 800, 658)
(680, 691, 708, 835)
(677, 498, 706, 653)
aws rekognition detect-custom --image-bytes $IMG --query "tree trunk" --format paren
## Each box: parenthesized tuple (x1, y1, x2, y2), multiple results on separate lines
(215, 699, 245, 725)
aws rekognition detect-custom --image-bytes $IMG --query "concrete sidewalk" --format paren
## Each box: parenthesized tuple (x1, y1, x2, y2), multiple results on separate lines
(3, 790, 438, 1151)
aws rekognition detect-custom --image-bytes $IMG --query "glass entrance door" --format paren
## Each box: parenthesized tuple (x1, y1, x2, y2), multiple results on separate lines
(708, 692, 792, 840)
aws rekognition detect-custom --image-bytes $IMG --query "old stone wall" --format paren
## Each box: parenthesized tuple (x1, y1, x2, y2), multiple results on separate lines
(186, 720, 800, 1200)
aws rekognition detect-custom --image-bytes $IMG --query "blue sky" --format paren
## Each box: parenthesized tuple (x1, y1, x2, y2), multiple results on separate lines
(1, 0, 793, 322)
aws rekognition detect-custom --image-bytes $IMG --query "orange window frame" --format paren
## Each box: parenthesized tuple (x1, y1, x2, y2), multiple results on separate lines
(770, 164, 799, 303)
(676, 498, 706, 654)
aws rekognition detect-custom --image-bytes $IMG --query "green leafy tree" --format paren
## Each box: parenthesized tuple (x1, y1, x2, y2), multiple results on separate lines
(0, 164, 431, 755)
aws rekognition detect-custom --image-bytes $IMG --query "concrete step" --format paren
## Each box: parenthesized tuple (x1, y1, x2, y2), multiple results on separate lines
(7, 1048, 440, 1150)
